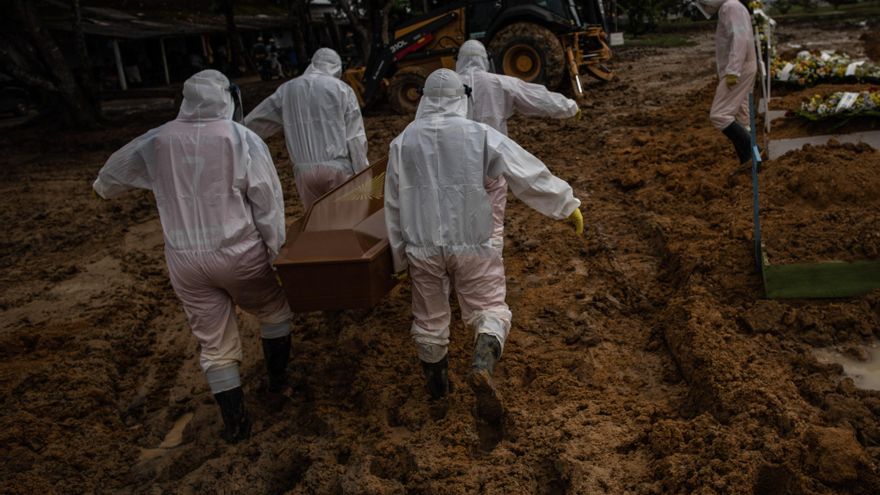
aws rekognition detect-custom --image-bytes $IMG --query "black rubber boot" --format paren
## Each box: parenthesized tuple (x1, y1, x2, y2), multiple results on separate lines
(261, 334, 291, 394)
(468, 334, 504, 422)
(472, 333, 501, 374)
(721, 122, 753, 164)
(213, 387, 252, 444)
(421, 355, 450, 400)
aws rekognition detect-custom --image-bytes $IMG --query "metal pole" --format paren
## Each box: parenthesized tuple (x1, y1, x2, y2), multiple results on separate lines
(749, 93, 763, 274)
(159, 37, 171, 85)
(112, 39, 127, 90)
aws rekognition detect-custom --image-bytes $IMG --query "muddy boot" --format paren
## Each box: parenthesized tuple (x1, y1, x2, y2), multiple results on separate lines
(261, 335, 292, 410)
(213, 386, 252, 444)
(468, 334, 504, 422)
(262, 334, 291, 393)
(421, 355, 450, 400)
(721, 122, 753, 165)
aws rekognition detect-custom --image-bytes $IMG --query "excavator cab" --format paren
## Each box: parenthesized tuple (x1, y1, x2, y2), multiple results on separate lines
(344, 0, 613, 113)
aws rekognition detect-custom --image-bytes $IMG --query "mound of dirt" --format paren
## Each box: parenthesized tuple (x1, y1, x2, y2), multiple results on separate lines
(761, 141, 880, 263)
(863, 31, 880, 62)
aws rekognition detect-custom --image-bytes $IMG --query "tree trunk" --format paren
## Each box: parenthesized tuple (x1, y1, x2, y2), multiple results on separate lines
(13, 0, 100, 128)
(220, 0, 248, 74)
(380, 0, 393, 45)
(324, 12, 342, 51)
(336, 0, 372, 63)
(288, 0, 310, 72)
(69, 0, 100, 116)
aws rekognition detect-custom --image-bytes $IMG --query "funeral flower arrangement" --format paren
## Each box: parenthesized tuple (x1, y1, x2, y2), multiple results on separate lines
(772, 51, 880, 86)
(798, 89, 880, 120)
(749, 1, 776, 58)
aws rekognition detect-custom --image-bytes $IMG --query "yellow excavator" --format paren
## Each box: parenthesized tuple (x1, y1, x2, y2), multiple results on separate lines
(343, 0, 614, 113)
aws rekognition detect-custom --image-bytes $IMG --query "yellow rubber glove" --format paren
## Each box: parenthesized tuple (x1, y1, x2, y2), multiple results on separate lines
(574, 109, 582, 121)
(724, 74, 738, 87)
(392, 270, 409, 282)
(567, 208, 584, 236)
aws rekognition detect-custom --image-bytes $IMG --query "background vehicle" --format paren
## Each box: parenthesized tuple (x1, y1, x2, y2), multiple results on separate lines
(343, 0, 613, 113)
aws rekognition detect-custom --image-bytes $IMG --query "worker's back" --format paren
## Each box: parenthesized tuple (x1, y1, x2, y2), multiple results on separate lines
(146, 119, 263, 252)
(389, 85, 494, 251)
(274, 57, 360, 172)
(455, 40, 577, 136)
(96, 70, 278, 254)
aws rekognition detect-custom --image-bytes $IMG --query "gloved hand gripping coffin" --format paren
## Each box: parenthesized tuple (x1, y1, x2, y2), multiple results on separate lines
(273, 158, 396, 311)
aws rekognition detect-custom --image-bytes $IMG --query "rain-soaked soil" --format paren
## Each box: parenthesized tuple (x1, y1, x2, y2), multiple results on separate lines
(2, 20, 880, 495)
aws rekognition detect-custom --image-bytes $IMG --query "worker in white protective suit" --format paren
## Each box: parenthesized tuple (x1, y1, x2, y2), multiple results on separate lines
(244, 48, 368, 210)
(384, 69, 584, 421)
(455, 39, 579, 251)
(93, 70, 293, 444)
(695, 0, 757, 164)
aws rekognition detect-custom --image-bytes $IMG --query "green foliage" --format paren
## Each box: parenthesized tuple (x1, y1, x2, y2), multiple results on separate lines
(626, 33, 696, 47)
(826, 0, 859, 9)
(616, 0, 690, 34)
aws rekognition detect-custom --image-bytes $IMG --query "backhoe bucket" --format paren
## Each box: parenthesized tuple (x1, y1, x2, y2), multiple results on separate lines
(343, 67, 367, 108)
(562, 27, 613, 96)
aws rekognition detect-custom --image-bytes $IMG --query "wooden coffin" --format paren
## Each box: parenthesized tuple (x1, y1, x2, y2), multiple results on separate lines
(273, 158, 397, 312)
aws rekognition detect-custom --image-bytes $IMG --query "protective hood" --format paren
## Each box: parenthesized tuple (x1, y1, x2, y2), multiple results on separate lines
(455, 40, 491, 73)
(177, 70, 235, 121)
(304, 48, 343, 79)
(415, 68, 469, 120)
(695, 0, 727, 18)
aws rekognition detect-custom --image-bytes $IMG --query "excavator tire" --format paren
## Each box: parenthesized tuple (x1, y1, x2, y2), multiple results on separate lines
(389, 67, 428, 114)
(488, 23, 565, 89)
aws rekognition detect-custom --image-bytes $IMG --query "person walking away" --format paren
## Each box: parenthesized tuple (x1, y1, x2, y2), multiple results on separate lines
(93, 70, 293, 444)
(267, 38, 283, 78)
(245, 48, 368, 210)
(384, 69, 585, 422)
(455, 39, 579, 252)
(695, 0, 757, 165)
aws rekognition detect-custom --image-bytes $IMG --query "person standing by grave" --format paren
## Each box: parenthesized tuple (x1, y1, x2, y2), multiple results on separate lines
(694, 0, 757, 164)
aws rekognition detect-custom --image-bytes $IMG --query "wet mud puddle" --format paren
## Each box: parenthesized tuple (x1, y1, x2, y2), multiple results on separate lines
(813, 341, 880, 390)
(137, 412, 194, 463)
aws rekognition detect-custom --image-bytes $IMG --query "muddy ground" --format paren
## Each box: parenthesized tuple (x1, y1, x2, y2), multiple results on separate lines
(2, 20, 880, 495)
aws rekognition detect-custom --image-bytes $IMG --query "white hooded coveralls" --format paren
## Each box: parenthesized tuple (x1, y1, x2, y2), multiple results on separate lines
(93, 70, 292, 394)
(698, 0, 757, 130)
(455, 40, 578, 247)
(384, 69, 580, 363)
(244, 48, 369, 210)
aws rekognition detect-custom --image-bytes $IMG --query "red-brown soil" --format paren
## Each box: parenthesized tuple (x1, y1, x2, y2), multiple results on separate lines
(2, 22, 880, 495)
(762, 141, 880, 263)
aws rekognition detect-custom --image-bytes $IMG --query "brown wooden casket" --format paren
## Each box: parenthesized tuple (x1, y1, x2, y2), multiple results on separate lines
(273, 158, 397, 312)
